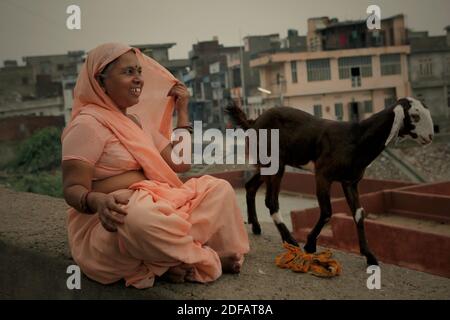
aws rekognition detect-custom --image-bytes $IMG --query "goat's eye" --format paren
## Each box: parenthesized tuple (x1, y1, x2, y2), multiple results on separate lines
(411, 114, 420, 123)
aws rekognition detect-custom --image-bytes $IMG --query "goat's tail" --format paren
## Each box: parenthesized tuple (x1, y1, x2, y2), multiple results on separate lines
(225, 100, 255, 130)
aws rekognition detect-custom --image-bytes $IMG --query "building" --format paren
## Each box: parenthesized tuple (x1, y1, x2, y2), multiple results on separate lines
(184, 39, 241, 130)
(133, 43, 189, 81)
(0, 61, 35, 104)
(408, 27, 450, 132)
(0, 96, 64, 118)
(23, 51, 85, 98)
(307, 15, 407, 52)
(248, 15, 412, 121)
(0, 51, 83, 119)
(250, 45, 411, 121)
(227, 32, 307, 119)
(228, 34, 281, 111)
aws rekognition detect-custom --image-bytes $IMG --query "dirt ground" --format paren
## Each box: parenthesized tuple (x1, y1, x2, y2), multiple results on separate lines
(1, 186, 450, 299)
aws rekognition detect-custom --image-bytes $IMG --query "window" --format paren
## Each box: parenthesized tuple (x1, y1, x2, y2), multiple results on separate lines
(419, 58, 433, 77)
(380, 54, 401, 75)
(57, 64, 64, 71)
(335, 103, 343, 120)
(351, 67, 361, 87)
(232, 68, 241, 87)
(370, 30, 383, 46)
(307, 59, 331, 81)
(313, 104, 323, 118)
(364, 100, 373, 113)
(291, 61, 298, 83)
(338, 56, 372, 79)
(40, 61, 51, 75)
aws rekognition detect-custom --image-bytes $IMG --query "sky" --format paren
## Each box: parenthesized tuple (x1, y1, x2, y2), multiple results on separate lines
(0, 0, 449, 65)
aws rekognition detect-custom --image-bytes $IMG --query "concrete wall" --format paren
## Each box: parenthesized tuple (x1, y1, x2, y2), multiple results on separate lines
(0, 97, 64, 119)
(409, 51, 450, 130)
(290, 181, 450, 277)
(0, 115, 64, 142)
(0, 65, 35, 102)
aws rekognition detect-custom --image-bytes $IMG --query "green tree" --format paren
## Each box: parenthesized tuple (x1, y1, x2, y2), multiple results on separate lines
(12, 126, 62, 173)
(4, 126, 63, 198)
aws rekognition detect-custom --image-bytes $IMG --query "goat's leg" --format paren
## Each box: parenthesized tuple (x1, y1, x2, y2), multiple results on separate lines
(304, 176, 332, 253)
(342, 182, 378, 266)
(265, 166, 298, 246)
(245, 171, 264, 235)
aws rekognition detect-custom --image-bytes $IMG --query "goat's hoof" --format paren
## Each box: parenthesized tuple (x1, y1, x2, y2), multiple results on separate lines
(285, 238, 299, 247)
(303, 243, 316, 253)
(366, 257, 379, 266)
(252, 224, 262, 235)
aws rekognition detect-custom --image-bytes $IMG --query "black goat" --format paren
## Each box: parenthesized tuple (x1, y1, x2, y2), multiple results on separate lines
(226, 97, 434, 265)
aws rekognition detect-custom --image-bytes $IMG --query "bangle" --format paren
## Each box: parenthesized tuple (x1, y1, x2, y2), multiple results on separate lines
(85, 191, 95, 214)
(79, 190, 95, 214)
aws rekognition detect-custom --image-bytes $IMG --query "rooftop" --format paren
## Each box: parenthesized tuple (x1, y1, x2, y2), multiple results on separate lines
(133, 43, 177, 50)
(410, 36, 450, 53)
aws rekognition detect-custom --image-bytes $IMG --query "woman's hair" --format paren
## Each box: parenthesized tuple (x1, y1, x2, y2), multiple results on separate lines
(97, 49, 135, 87)
(97, 59, 116, 87)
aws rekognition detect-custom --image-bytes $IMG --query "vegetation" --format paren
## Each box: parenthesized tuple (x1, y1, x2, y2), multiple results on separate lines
(1, 126, 63, 198)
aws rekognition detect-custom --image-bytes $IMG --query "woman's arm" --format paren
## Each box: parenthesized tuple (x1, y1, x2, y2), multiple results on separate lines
(163, 82, 192, 173)
(62, 159, 129, 232)
(160, 137, 192, 173)
(92, 170, 146, 193)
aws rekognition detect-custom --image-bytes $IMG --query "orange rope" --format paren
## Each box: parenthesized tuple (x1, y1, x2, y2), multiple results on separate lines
(275, 243, 342, 277)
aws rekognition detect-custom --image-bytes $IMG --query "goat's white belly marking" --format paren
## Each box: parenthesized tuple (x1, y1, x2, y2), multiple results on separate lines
(355, 208, 364, 223)
(272, 212, 284, 224)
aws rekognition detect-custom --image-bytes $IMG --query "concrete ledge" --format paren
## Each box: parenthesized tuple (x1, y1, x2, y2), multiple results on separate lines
(2, 172, 450, 299)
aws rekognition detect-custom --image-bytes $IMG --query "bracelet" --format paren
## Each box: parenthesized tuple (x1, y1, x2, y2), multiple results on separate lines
(79, 190, 95, 214)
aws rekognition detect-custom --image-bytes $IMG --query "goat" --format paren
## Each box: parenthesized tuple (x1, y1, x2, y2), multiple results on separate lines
(226, 97, 434, 265)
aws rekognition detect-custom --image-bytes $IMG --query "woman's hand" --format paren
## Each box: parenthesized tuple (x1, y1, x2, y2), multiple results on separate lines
(88, 192, 129, 232)
(168, 83, 190, 114)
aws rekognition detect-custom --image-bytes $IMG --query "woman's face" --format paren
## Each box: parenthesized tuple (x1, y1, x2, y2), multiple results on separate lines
(99, 51, 144, 111)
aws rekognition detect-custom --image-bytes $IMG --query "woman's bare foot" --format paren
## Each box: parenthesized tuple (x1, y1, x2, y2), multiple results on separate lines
(220, 254, 244, 274)
(162, 264, 195, 283)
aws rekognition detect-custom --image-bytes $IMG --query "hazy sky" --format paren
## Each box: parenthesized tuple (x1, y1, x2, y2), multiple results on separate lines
(1, 0, 449, 65)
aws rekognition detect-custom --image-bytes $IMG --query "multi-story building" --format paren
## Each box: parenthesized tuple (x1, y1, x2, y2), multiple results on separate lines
(0, 51, 83, 119)
(228, 34, 281, 112)
(251, 46, 411, 121)
(227, 32, 307, 119)
(184, 39, 241, 129)
(22, 51, 85, 98)
(250, 15, 411, 121)
(0, 60, 35, 104)
(408, 26, 450, 132)
(133, 43, 189, 81)
(307, 14, 407, 52)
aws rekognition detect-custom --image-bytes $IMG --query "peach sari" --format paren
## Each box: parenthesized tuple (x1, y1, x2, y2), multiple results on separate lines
(61, 43, 249, 288)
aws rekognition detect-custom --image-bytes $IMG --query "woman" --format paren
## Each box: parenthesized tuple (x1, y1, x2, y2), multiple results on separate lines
(61, 43, 249, 289)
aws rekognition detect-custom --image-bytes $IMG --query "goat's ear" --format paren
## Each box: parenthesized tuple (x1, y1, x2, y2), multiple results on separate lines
(385, 105, 405, 146)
